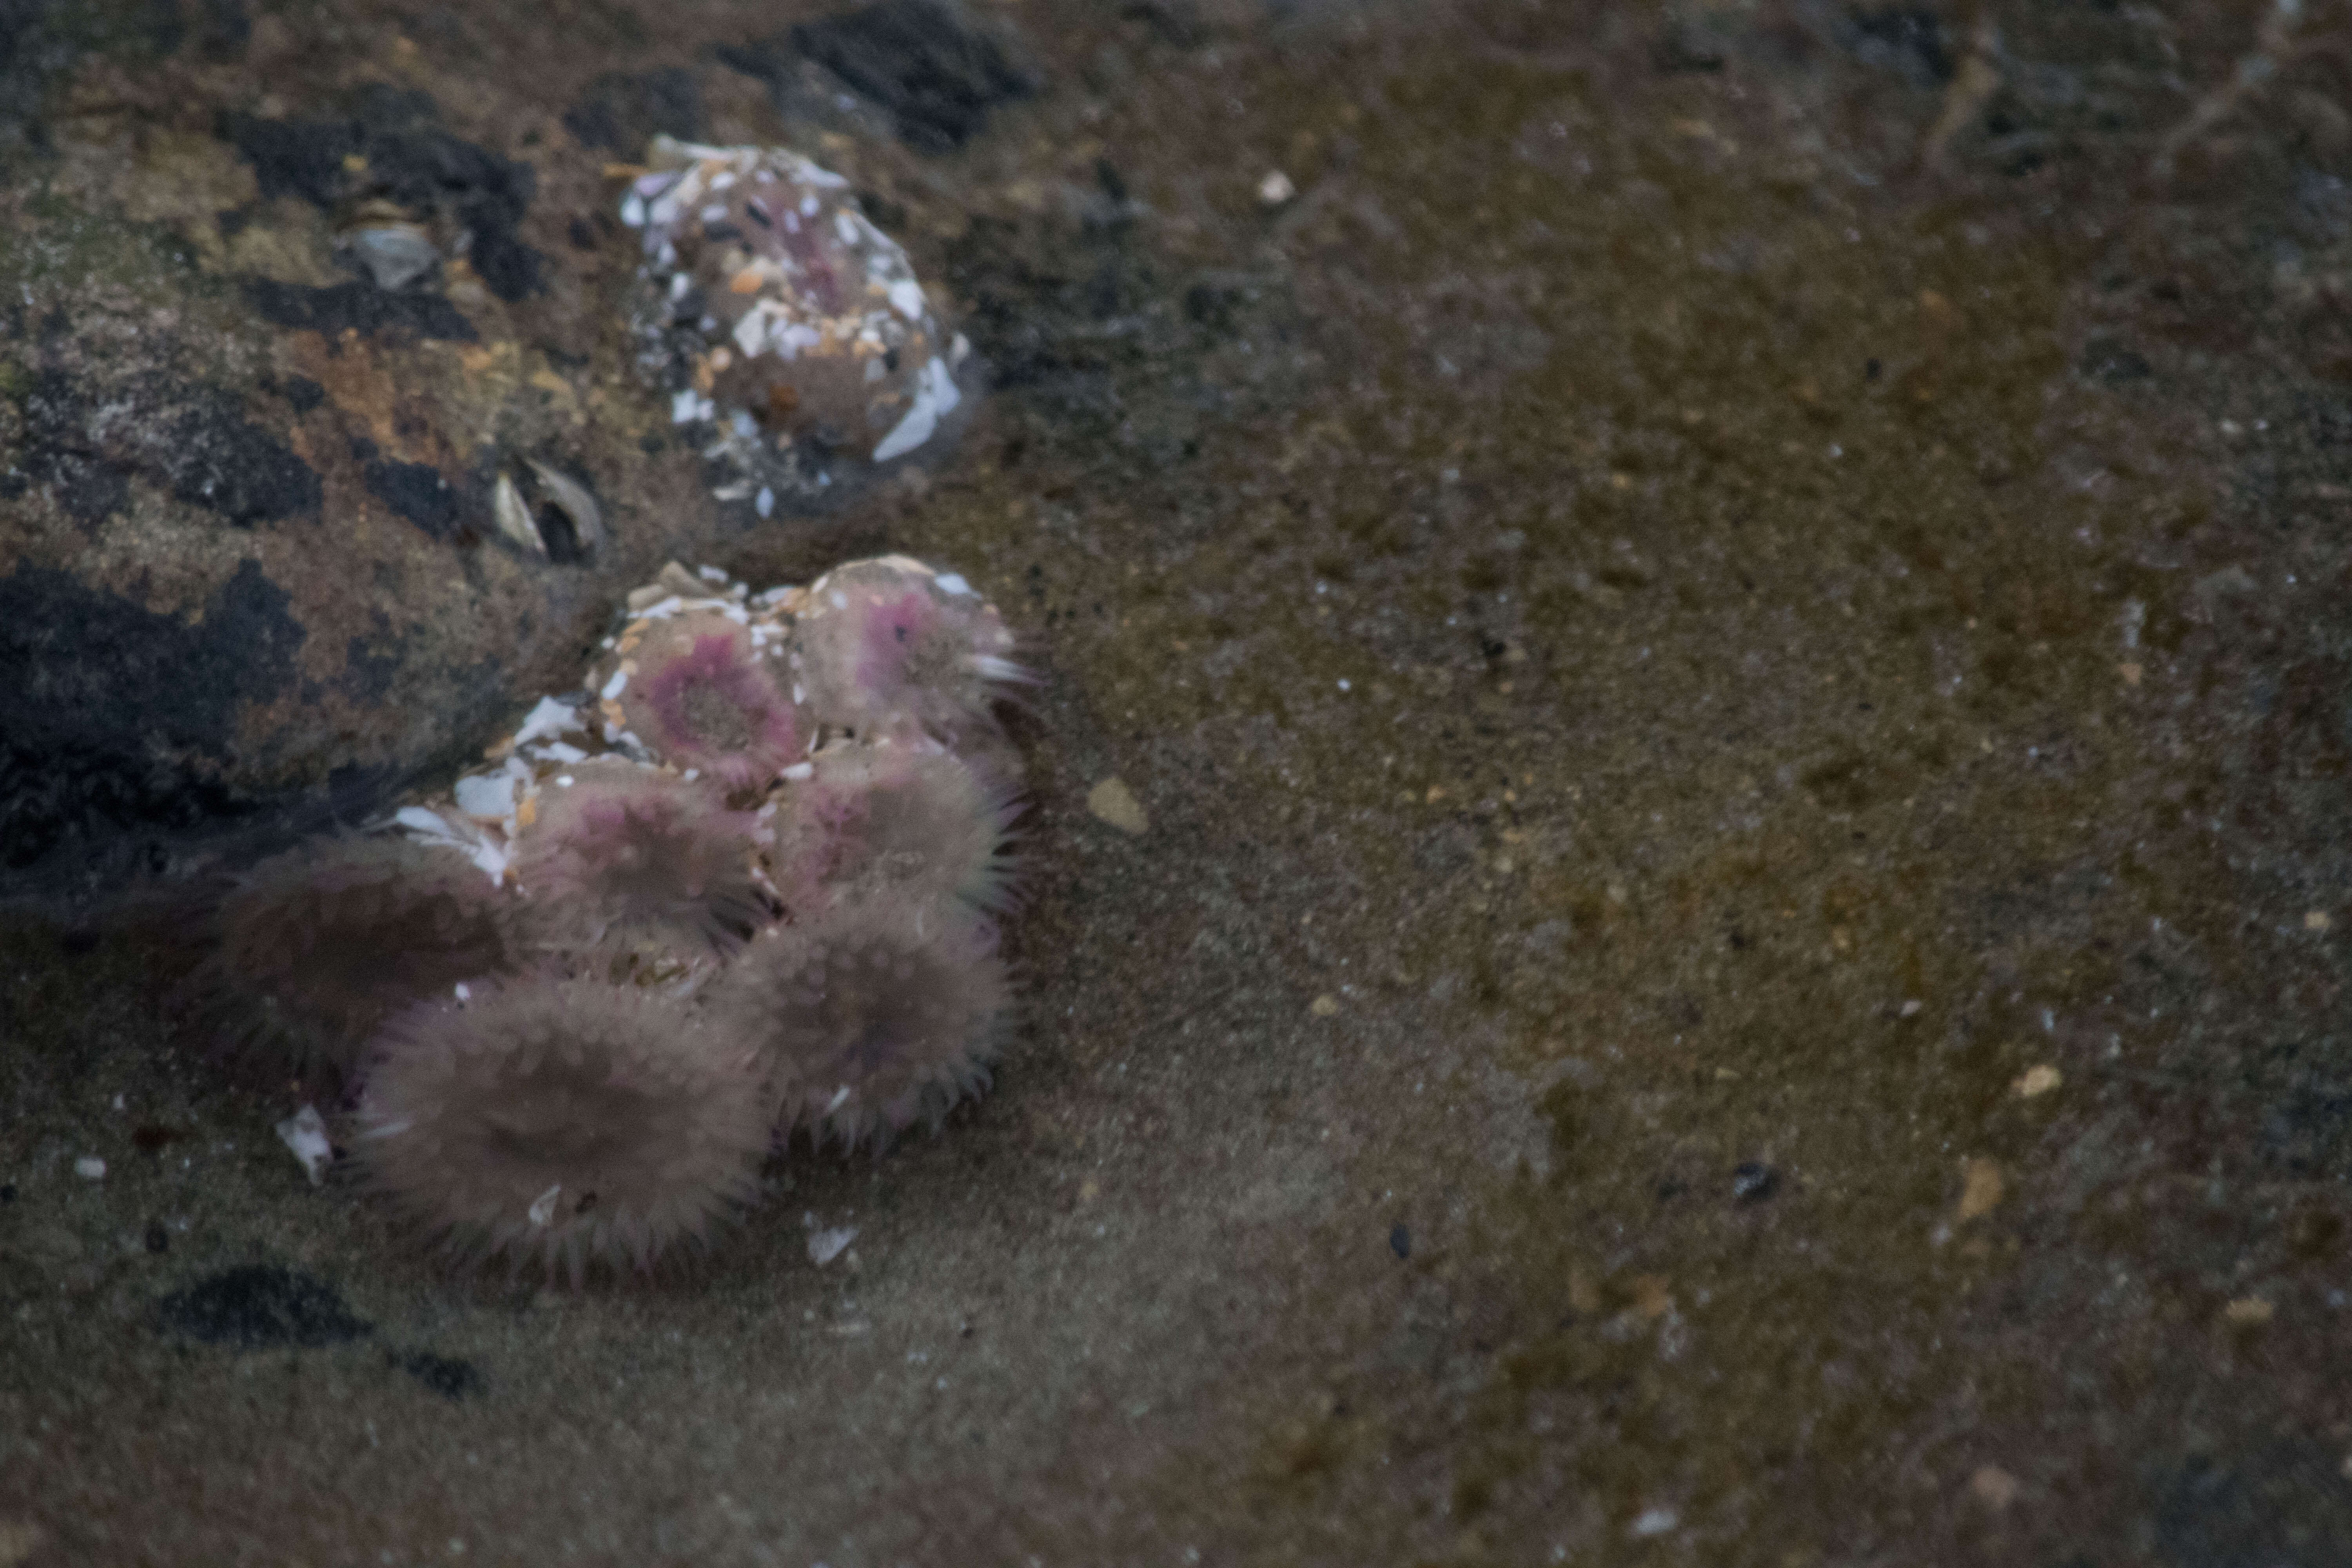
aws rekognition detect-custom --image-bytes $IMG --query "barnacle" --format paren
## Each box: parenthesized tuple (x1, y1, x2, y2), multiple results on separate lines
(357, 979, 768, 1282)
(512, 760, 766, 956)
(719, 897, 1011, 1151)
(190, 836, 518, 1089)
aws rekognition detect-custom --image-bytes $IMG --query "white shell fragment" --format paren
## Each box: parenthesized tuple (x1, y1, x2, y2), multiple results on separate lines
(807, 1223, 858, 1267)
(491, 474, 546, 555)
(624, 137, 973, 511)
(526, 460, 607, 552)
(347, 224, 440, 290)
(276, 1105, 334, 1186)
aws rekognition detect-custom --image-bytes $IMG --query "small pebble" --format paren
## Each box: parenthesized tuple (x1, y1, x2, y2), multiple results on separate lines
(1956, 1158, 2004, 1221)
(1731, 1161, 1777, 1203)
(1969, 1465, 2019, 1511)
(2012, 1064, 2062, 1098)
(74, 1156, 105, 1180)
(1086, 777, 1150, 835)
(1310, 994, 1340, 1017)
(1258, 169, 1296, 205)
(1388, 1223, 1410, 1259)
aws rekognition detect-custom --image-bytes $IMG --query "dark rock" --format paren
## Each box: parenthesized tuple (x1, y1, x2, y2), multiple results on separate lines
(223, 100, 543, 301)
(243, 279, 477, 341)
(561, 67, 703, 152)
(13, 368, 320, 526)
(1388, 1223, 1410, 1259)
(278, 375, 326, 414)
(220, 113, 362, 206)
(363, 458, 461, 540)
(0, 0, 187, 152)
(789, 0, 1035, 152)
(0, 561, 301, 871)
(158, 1264, 370, 1349)
(1731, 1162, 1779, 1203)
(158, 393, 323, 524)
(143, 1220, 168, 1253)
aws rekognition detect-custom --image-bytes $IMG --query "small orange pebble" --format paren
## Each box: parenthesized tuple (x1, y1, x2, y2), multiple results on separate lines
(515, 796, 537, 829)
(729, 268, 764, 295)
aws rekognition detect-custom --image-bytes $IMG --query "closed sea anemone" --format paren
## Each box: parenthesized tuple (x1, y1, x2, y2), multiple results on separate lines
(720, 897, 1011, 1149)
(611, 610, 809, 789)
(767, 741, 1019, 916)
(191, 836, 517, 1090)
(791, 557, 1025, 739)
(356, 978, 769, 1282)
(513, 760, 766, 956)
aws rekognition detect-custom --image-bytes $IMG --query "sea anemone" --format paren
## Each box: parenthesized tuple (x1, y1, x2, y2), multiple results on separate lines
(609, 610, 810, 789)
(791, 557, 1026, 740)
(719, 897, 1011, 1150)
(356, 978, 768, 1282)
(189, 836, 517, 1089)
(767, 741, 1019, 916)
(512, 760, 766, 956)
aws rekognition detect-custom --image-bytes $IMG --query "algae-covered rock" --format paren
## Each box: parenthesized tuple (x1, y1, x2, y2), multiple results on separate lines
(0, 20, 984, 900)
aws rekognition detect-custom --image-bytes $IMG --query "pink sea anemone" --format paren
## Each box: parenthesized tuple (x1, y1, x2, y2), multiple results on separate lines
(791, 559, 1026, 740)
(767, 741, 1018, 916)
(513, 761, 766, 956)
(718, 897, 1011, 1150)
(356, 978, 768, 1281)
(189, 836, 517, 1089)
(613, 610, 809, 789)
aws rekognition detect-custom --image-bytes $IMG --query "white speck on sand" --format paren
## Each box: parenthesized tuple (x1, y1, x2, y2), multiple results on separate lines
(275, 1105, 333, 1186)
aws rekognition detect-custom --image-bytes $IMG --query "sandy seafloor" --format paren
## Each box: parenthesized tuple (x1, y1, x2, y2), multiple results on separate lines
(9, 1, 2352, 1563)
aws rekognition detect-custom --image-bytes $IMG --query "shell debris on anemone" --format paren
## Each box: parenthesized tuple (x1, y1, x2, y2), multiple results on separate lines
(194, 555, 1029, 1279)
(624, 137, 974, 515)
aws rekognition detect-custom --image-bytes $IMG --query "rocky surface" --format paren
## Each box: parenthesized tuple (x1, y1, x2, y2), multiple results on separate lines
(8, 0, 2352, 1564)
(0, 0, 1013, 897)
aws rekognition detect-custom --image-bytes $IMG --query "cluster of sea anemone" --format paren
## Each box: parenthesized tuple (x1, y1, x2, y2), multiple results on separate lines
(187, 555, 1025, 1281)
